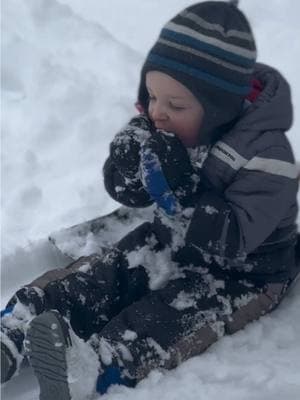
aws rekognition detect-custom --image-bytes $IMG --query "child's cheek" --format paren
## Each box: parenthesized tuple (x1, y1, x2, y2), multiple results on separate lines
(173, 127, 198, 147)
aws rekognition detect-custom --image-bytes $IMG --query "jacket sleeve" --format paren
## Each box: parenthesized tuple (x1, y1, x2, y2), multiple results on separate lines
(103, 157, 153, 208)
(185, 145, 299, 263)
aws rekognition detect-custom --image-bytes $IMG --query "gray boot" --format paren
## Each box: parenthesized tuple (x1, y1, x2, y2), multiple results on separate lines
(1, 341, 17, 384)
(25, 311, 72, 400)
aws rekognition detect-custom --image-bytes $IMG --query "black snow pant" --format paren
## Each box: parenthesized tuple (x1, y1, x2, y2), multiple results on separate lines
(3, 222, 290, 383)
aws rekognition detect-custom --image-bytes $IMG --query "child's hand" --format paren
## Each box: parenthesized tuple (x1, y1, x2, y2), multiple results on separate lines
(140, 130, 198, 212)
(110, 114, 152, 179)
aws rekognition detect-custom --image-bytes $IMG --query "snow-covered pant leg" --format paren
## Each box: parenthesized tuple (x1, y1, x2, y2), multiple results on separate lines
(0, 254, 104, 359)
(33, 222, 154, 340)
(41, 253, 149, 340)
(0, 221, 155, 386)
(1, 222, 154, 358)
(90, 267, 288, 384)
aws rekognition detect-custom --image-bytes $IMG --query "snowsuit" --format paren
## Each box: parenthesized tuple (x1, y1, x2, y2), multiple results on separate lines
(2, 63, 299, 385)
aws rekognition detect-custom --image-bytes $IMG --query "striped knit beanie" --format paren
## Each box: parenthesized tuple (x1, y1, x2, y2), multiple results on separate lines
(137, 1, 257, 141)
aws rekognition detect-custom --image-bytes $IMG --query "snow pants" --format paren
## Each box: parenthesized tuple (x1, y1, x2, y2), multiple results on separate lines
(2, 222, 289, 383)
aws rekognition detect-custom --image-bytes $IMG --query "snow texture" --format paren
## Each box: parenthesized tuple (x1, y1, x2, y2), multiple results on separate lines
(66, 326, 100, 400)
(1, 0, 300, 399)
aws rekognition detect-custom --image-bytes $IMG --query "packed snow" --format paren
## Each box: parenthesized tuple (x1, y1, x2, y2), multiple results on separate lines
(1, 0, 300, 399)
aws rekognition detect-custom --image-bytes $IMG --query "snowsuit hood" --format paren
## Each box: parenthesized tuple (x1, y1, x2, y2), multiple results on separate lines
(187, 62, 299, 281)
(237, 63, 293, 133)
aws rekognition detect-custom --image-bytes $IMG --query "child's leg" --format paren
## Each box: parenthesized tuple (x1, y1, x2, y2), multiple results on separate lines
(0, 254, 104, 385)
(22, 266, 288, 397)
(1, 255, 103, 347)
(41, 248, 150, 340)
(89, 268, 288, 388)
(1, 222, 153, 384)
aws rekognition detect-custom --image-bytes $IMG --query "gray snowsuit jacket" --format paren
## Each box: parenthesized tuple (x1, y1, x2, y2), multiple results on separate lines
(104, 63, 299, 283)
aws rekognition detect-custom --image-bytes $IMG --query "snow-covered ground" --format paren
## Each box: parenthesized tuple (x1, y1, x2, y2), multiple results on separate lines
(1, 0, 300, 399)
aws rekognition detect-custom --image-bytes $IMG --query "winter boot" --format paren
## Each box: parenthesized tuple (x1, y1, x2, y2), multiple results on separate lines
(1, 305, 25, 384)
(1, 341, 17, 384)
(25, 310, 100, 400)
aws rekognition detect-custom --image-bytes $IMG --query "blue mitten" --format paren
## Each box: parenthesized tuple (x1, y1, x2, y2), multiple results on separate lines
(140, 144, 179, 216)
(140, 130, 199, 215)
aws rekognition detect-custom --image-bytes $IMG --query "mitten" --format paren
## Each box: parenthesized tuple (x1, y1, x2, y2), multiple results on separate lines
(110, 114, 153, 179)
(140, 130, 199, 212)
(15, 286, 46, 315)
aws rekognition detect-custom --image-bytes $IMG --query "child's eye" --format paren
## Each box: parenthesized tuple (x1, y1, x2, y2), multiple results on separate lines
(170, 103, 186, 111)
(148, 96, 185, 111)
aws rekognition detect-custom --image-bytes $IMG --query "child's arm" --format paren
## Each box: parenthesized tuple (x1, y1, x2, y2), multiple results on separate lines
(139, 133, 298, 268)
(103, 115, 154, 208)
(185, 145, 299, 264)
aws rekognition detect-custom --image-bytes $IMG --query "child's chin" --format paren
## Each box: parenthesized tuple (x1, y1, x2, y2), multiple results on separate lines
(180, 137, 198, 148)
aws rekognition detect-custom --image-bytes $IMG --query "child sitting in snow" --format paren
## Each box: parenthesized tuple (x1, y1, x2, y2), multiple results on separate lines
(1, 1, 299, 399)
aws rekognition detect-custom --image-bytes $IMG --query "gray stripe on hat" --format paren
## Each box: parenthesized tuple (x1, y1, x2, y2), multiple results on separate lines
(211, 141, 298, 179)
(158, 38, 254, 74)
(181, 10, 254, 42)
(211, 141, 247, 170)
(166, 21, 257, 60)
(245, 157, 299, 179)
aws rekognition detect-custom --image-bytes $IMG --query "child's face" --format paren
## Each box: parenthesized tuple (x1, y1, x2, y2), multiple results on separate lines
(146, 71, 204, 147)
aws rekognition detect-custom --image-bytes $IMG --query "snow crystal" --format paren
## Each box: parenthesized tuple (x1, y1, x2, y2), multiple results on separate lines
(122, 330, 138, 341)
(169, 291, 197, 311)
(242, 262, 255, 272)
(202, 205, 219, 215)
(99, 314, 109, 322)
(79, 294, 86, 305)
(98, 337, 115, 366)
(78, 263, 91, 273)
(213, 255, 225, 267)
(216, 294, 233, 316)
(126, 243, 180, 290)
(155, 208, 192, 251)
(202, 275, 225, 299)
(210, 320, 225, 338)
(234, 293, 258, 309)
(116, 342, 134, 362)
(146, 337, 170, 361)
(66, 326, 100, 400)
(238, 279, 255, 288)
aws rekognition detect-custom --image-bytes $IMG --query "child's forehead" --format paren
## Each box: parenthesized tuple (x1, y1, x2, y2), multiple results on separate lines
(145, 71, 194, 99)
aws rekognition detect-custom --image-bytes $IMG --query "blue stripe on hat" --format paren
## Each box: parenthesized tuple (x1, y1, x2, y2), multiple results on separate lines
(148, 54, 251, 95)
(162, 29, 254, 68)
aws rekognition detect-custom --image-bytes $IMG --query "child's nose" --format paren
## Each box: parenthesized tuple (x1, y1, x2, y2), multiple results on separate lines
(151, 103, 168, 121)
